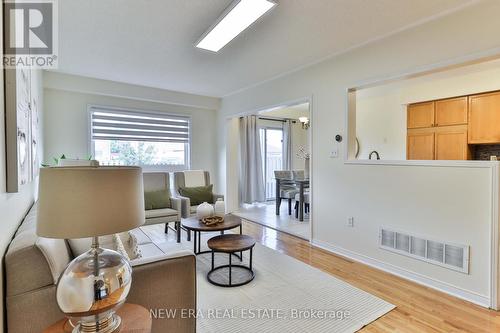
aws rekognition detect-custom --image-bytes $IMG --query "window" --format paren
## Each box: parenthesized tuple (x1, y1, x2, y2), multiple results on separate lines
(89, 106, 190, 170)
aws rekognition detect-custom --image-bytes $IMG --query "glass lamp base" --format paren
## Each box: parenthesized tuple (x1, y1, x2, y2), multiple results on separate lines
(72, 313, 122, 333)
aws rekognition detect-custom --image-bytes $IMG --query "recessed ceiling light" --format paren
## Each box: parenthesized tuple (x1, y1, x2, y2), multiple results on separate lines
(196, 0, 276, 52)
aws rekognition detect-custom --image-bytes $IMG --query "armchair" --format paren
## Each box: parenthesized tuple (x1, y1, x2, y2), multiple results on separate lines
(173, 170, 224, 218)
(143, 172, 183, 242)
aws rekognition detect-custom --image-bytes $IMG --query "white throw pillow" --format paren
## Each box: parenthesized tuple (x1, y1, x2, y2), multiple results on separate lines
(68, 233, 138, 261)
(68, 235, 114, 257)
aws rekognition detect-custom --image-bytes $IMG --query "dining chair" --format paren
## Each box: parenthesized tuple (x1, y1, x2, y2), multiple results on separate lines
(274, 170, 299, 215)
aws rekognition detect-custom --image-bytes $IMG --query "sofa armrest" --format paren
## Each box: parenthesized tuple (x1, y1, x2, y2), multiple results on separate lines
(128, 253, 196, 333)
(213, 193, 224, 202)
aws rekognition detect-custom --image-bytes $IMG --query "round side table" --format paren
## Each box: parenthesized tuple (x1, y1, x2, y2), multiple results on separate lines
(181, 214, 243, 255)
(43, 304, 152, 333)
(207, 234, 256, 287)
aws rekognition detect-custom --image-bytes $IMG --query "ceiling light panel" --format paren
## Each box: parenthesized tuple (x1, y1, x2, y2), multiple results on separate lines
(196, 0, 276, 52)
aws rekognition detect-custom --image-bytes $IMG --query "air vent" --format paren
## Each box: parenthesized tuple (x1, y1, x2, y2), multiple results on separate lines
(379, 227, 469, 274)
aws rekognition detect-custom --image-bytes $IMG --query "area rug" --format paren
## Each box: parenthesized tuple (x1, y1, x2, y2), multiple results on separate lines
(141, 225, 395, 332)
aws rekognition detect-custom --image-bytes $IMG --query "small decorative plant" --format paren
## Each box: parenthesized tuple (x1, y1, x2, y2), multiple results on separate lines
(41, 154, 93, 167)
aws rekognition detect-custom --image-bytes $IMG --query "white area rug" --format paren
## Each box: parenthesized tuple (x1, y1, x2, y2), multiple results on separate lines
(141, 225, 395, 333)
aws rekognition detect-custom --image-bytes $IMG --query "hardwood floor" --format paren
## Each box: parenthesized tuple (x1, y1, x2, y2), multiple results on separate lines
(241, 220, 500, 333)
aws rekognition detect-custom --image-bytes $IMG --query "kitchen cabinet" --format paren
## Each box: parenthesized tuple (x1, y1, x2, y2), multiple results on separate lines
(468, 91, 500, 144)
(407, 129, 435, 160)
(435, 97, 468, 126)
(407, 98, 469, 160)
(407, 102, 435, 129)
(434, 125, 470, 160)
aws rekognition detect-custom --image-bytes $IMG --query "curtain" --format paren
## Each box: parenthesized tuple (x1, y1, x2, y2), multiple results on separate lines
(239, 115, 265, 203)
(282, 119, 293, 170)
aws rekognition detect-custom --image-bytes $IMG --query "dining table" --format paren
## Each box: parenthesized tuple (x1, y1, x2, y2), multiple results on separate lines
(275, 177, 310, 222)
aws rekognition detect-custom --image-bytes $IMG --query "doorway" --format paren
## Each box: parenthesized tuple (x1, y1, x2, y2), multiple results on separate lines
(233, 101, 312, 240)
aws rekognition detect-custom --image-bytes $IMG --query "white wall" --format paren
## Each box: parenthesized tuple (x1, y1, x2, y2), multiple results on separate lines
(356, 91, 406, 160)
(43, 74, 219, 188)
(218, 0, 500, 307)
(356, 58, 500, 160)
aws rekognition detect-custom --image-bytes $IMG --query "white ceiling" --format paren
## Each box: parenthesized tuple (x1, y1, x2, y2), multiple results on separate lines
(56, 0, 475, 98)
(261, 102, 310, 119)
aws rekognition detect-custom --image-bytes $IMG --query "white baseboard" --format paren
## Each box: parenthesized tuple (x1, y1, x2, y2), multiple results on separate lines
(312, 239, 491, 308)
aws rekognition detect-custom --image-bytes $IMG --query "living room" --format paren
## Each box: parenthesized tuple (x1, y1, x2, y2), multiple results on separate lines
(2, 1, 500, 333)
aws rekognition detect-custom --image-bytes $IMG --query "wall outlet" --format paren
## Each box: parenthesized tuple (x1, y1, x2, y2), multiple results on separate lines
(347, 217, 354, 227)
(330, 148, 339, 158)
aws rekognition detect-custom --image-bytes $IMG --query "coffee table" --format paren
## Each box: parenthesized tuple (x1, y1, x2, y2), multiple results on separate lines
(207, 234, 256, 287)
(181, 214, 242, 255)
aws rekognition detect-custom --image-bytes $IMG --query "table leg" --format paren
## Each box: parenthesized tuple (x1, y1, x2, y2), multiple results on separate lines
(276, 179, 281, 215)
(229, 253, 232, 286)
(198, 231, 201, 253)
(240, 225, 243, 260)
(299, 182, 305, 222)
(250, 247, 253, 271)
(176, 222, 181, 243)
(193, 230, 197, 254)
(187, 230, 191, 242)
(211, 251, 214, 271)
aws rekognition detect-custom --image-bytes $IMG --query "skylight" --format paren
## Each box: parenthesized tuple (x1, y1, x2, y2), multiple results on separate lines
(196, 0, 276, 52)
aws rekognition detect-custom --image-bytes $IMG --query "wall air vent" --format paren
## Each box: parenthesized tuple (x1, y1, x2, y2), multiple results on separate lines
(379, 227, 469, 274)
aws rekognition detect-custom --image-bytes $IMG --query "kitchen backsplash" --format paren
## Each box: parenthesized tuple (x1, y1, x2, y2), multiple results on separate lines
(472, 144, 500, 160)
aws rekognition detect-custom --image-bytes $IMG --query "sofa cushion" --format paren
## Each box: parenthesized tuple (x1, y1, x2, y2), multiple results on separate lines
(179, 184, 214, 205)
(144, 189, 171, 210)
(145, 208, 179, 219)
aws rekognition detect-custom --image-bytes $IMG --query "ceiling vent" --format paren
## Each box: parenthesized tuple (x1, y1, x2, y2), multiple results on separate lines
(379, 227, 469, 274)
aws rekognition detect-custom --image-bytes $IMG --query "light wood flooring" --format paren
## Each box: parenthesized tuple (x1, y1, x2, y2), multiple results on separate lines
(241, 220, 500, 333)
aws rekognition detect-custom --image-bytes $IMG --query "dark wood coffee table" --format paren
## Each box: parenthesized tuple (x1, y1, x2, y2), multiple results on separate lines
(181, 214, 242, 255)
(207, 234, 256, 287)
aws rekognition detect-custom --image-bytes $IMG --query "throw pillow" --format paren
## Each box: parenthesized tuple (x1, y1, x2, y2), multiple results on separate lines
(179, 184, 214, 205)
(144, 189, 171, 210)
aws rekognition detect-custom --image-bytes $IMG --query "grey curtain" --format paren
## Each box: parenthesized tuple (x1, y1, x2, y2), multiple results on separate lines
(239, 115, 265, 203)
(282, 119, 293, 170)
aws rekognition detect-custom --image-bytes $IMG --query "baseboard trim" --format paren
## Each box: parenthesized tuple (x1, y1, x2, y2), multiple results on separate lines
(312, 239, 491, 308)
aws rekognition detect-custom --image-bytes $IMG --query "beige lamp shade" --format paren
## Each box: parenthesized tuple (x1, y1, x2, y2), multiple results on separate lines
(37, 166, 145, 239)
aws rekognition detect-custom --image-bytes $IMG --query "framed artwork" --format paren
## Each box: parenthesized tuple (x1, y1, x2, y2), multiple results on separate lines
(5, 67, 38, 193)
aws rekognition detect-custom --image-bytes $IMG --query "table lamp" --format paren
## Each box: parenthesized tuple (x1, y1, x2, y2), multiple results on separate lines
(37, 166, 145, 333)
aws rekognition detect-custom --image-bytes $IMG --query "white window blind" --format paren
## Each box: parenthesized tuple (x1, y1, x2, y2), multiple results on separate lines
(90, 106, 190, 143)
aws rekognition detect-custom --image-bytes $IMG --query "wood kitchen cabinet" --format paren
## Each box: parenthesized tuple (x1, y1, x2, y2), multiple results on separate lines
(407, 102, 435, 129)
(407, 126, 469, 160)
(407, 97, 470, 160)
(435, 97, 468, 126)
(434, 125, 470, 160)
(407, 129, 435, 160)
(468, 91, 500, 144)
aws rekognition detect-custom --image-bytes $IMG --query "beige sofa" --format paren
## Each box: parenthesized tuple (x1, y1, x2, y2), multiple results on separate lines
(5, 204, 196, 333)
(143, 172, 182, 242)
